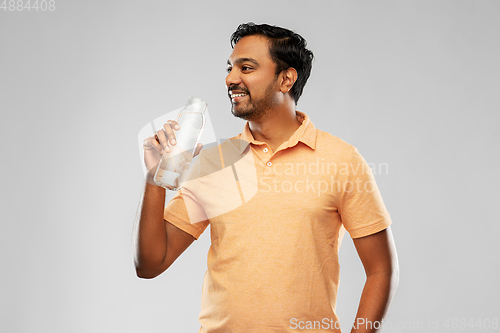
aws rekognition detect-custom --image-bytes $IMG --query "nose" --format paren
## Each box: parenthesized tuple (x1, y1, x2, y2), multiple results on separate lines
(225, 68, 241, 88)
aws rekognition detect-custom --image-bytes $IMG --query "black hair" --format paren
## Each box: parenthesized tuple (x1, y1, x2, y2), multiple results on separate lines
(230, 22, 314, 104)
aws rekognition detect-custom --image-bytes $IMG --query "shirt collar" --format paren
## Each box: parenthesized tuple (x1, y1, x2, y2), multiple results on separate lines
(237, 111, 317, 154)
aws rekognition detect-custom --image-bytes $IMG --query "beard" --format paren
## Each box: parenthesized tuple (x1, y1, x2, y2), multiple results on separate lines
(230, 77, 279, 122)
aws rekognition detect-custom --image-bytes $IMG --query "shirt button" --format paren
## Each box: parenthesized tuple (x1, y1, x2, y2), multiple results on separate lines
(263, 147, 269, 153)
(266, 161, 272, 167)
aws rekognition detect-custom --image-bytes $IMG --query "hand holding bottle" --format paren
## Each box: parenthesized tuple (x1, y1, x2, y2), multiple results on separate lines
(143, 120, 203, 187)
(143, 119, 178, 178)
(142, 97, 207, 189)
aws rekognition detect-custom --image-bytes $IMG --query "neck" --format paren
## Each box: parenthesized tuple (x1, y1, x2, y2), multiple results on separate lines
(248, 100, 301, 152)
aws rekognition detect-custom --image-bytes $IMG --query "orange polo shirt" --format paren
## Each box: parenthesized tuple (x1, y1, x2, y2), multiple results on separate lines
(164, 111, 392, 332)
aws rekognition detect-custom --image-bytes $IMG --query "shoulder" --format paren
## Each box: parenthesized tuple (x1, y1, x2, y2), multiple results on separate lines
(315, 129, 357, 159)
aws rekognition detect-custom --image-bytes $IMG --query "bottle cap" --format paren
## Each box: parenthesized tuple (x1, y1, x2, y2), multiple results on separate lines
(185, 97, 207, 113)
(187, 97, 203, 105)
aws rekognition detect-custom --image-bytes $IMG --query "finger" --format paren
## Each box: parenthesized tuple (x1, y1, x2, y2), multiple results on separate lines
(170, 120, 180, 131)
(143, 136, 161, 153)
(193, 143, 203, 157)
(156, 129, 169, 153)
(150, 136, 162, 152)
(163, 121, 179, 146)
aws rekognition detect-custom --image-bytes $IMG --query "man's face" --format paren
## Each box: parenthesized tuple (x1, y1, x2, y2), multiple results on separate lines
(226, 35, 281, 121)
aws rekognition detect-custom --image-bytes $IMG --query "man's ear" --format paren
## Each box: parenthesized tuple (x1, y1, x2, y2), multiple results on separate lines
(280, 67, 297, 94)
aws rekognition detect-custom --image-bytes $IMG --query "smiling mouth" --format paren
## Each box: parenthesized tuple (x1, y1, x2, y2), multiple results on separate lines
(230, 92, 248, 102)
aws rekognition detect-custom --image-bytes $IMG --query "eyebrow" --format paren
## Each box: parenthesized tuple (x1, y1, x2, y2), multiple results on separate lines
(227, 57, 259, 66)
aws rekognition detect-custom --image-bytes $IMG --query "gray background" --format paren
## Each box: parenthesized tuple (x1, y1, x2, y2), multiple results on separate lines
(1, 1, 499, 332)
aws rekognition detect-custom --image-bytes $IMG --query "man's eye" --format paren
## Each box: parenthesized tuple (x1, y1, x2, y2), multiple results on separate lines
(242, 66, 252, 71)
(227, 67, 232, 73)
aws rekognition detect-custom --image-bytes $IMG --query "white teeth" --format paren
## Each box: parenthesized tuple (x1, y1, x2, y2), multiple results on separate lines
(231, 93, 247, 98)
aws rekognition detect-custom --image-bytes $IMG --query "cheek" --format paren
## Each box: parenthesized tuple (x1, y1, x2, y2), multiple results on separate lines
(245, 79, 264, 94)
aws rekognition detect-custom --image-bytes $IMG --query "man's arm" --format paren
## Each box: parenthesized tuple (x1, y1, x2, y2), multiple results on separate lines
(134, 120, 201, 279)
(133, 179, 196, 279)
(350, 226, 399, 333)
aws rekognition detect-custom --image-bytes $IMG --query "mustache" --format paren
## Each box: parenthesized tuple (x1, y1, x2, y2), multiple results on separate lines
(228, 85, 249, 94)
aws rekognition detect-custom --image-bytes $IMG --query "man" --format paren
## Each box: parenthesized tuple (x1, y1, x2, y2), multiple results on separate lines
(135, 23, 399, 333)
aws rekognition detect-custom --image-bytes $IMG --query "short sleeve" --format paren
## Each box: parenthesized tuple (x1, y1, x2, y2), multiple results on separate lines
(339, 147, 392, 238)
(163, 151, 210, 239)
(164, 188, 209, 239)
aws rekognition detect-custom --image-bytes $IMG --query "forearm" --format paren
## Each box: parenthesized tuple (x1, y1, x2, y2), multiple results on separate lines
(350, 271, 399, 333)
(133, 177, 168, 278)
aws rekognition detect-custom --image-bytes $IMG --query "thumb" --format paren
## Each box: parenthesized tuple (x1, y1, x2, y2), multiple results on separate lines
(193, 143, 203, 157)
